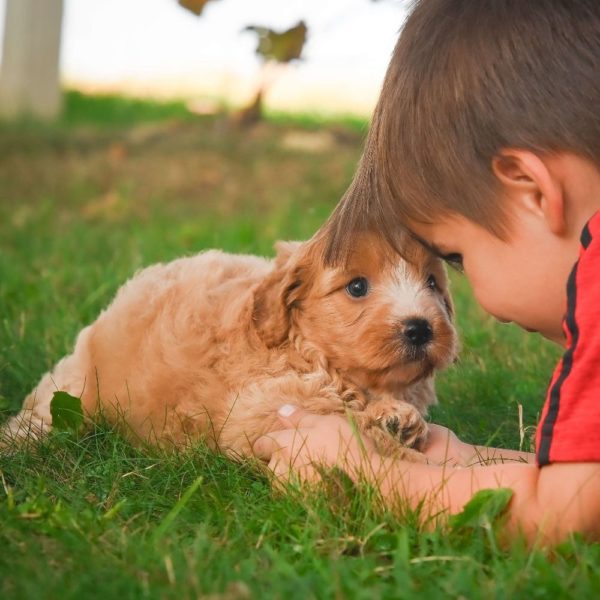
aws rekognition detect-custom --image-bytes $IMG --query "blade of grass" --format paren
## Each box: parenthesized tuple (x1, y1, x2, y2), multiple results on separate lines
(152, 475, 203, 543)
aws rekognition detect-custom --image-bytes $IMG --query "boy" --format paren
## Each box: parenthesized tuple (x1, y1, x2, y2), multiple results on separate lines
(253, 0, 600, 544)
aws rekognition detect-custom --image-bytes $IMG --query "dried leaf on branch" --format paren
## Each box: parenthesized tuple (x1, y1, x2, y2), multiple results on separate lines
(178, 0, 218, 17)
(244, 20, 308, 64)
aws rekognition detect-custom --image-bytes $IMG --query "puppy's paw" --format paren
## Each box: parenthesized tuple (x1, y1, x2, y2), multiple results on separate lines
(362, 425, 427, 462)
(354, 398, 429, 460)
(377, 403, 428, 450)
(360, 398, 428, 450)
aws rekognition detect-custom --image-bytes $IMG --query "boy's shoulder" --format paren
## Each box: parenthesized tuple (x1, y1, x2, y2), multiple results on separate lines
(537, 211, 600, 466)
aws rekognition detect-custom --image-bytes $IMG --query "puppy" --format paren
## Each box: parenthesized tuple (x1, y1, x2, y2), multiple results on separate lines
(2, 230, 457, 461)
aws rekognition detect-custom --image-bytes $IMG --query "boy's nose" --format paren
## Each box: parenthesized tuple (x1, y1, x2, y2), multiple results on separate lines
(402, 318, 433, 346)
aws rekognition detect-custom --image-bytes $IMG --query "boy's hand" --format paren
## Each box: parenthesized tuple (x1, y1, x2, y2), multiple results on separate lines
(422, 424, 469, 466)
(253, 405, 380, 483)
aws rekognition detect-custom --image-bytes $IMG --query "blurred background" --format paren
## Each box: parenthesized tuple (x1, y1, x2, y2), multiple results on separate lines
(0, 0, 410, 268)
(0, 0, 410, 244)
(0, 0, 407, 119)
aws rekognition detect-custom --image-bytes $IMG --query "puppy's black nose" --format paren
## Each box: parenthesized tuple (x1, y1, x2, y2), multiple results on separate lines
(403, 318, 433, 346)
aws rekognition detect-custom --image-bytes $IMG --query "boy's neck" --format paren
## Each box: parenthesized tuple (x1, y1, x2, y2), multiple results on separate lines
(551, 154, 600, 239)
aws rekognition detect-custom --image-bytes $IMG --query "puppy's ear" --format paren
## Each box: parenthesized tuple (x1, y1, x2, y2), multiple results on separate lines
(252, 241, 308, 348)
(273, 240, 303, 263)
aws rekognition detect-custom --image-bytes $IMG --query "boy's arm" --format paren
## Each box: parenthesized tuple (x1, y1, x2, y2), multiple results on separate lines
(424, 424, 536, 466)
(373, 455, 600, 544)
(254, 408, 600, 545)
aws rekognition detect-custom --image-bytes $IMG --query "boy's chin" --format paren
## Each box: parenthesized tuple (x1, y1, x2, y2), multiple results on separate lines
(527, 326, 566, 347)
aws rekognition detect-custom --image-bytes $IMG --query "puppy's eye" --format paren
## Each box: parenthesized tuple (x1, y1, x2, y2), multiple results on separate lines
(442, 253, 464, 273)
(346, 277, 369, 298)
(427, 274, 438, 290)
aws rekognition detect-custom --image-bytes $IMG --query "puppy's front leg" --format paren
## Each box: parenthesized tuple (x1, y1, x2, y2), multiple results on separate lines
(215, 372, 363, 459)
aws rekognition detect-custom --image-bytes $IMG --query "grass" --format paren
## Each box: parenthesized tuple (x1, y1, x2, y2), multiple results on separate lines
(1, 91, 598, 598)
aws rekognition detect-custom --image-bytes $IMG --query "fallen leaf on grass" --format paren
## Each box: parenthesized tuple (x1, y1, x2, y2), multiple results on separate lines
(50, 391, 84, 432)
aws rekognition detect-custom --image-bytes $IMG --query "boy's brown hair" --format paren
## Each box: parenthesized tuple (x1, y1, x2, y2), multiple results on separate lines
(323, 0, 600, 264)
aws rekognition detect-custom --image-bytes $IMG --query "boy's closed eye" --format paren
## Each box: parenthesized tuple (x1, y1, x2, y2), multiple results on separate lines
(408, 233, 464, 273)
(441, 253, 464, 273)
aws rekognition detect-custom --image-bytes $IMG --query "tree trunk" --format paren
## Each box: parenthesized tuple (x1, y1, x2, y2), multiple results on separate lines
(0, 0, 64, 120)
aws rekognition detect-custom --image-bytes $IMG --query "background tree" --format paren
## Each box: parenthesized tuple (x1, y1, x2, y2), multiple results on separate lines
(236, 21, 308, 125)
(0, 0, 64, 120)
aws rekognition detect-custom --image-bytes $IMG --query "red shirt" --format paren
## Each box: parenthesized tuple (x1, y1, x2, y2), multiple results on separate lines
(537, 211, 600, 466)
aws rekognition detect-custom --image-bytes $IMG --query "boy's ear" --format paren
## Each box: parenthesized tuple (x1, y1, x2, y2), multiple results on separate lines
(492, 149, 566, 235)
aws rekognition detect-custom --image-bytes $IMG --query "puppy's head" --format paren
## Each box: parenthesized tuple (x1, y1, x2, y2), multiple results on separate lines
(252, 232, 458, 394)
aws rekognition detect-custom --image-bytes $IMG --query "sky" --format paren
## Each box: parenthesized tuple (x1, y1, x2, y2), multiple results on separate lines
(0, 0, 409, 115)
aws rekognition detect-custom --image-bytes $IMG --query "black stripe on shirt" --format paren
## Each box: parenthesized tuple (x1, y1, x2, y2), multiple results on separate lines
(537, 263, 580, 466)
(581, 222, 592, 250)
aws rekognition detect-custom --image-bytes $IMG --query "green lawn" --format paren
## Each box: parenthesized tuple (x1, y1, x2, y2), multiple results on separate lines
(0, 92, 597, 599)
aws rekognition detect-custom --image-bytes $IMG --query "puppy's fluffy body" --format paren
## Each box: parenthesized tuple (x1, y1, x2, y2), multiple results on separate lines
(4, 233, 457, 458)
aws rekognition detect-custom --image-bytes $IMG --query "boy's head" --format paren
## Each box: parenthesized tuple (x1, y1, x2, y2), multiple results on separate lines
(324, 0, 600, 343)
